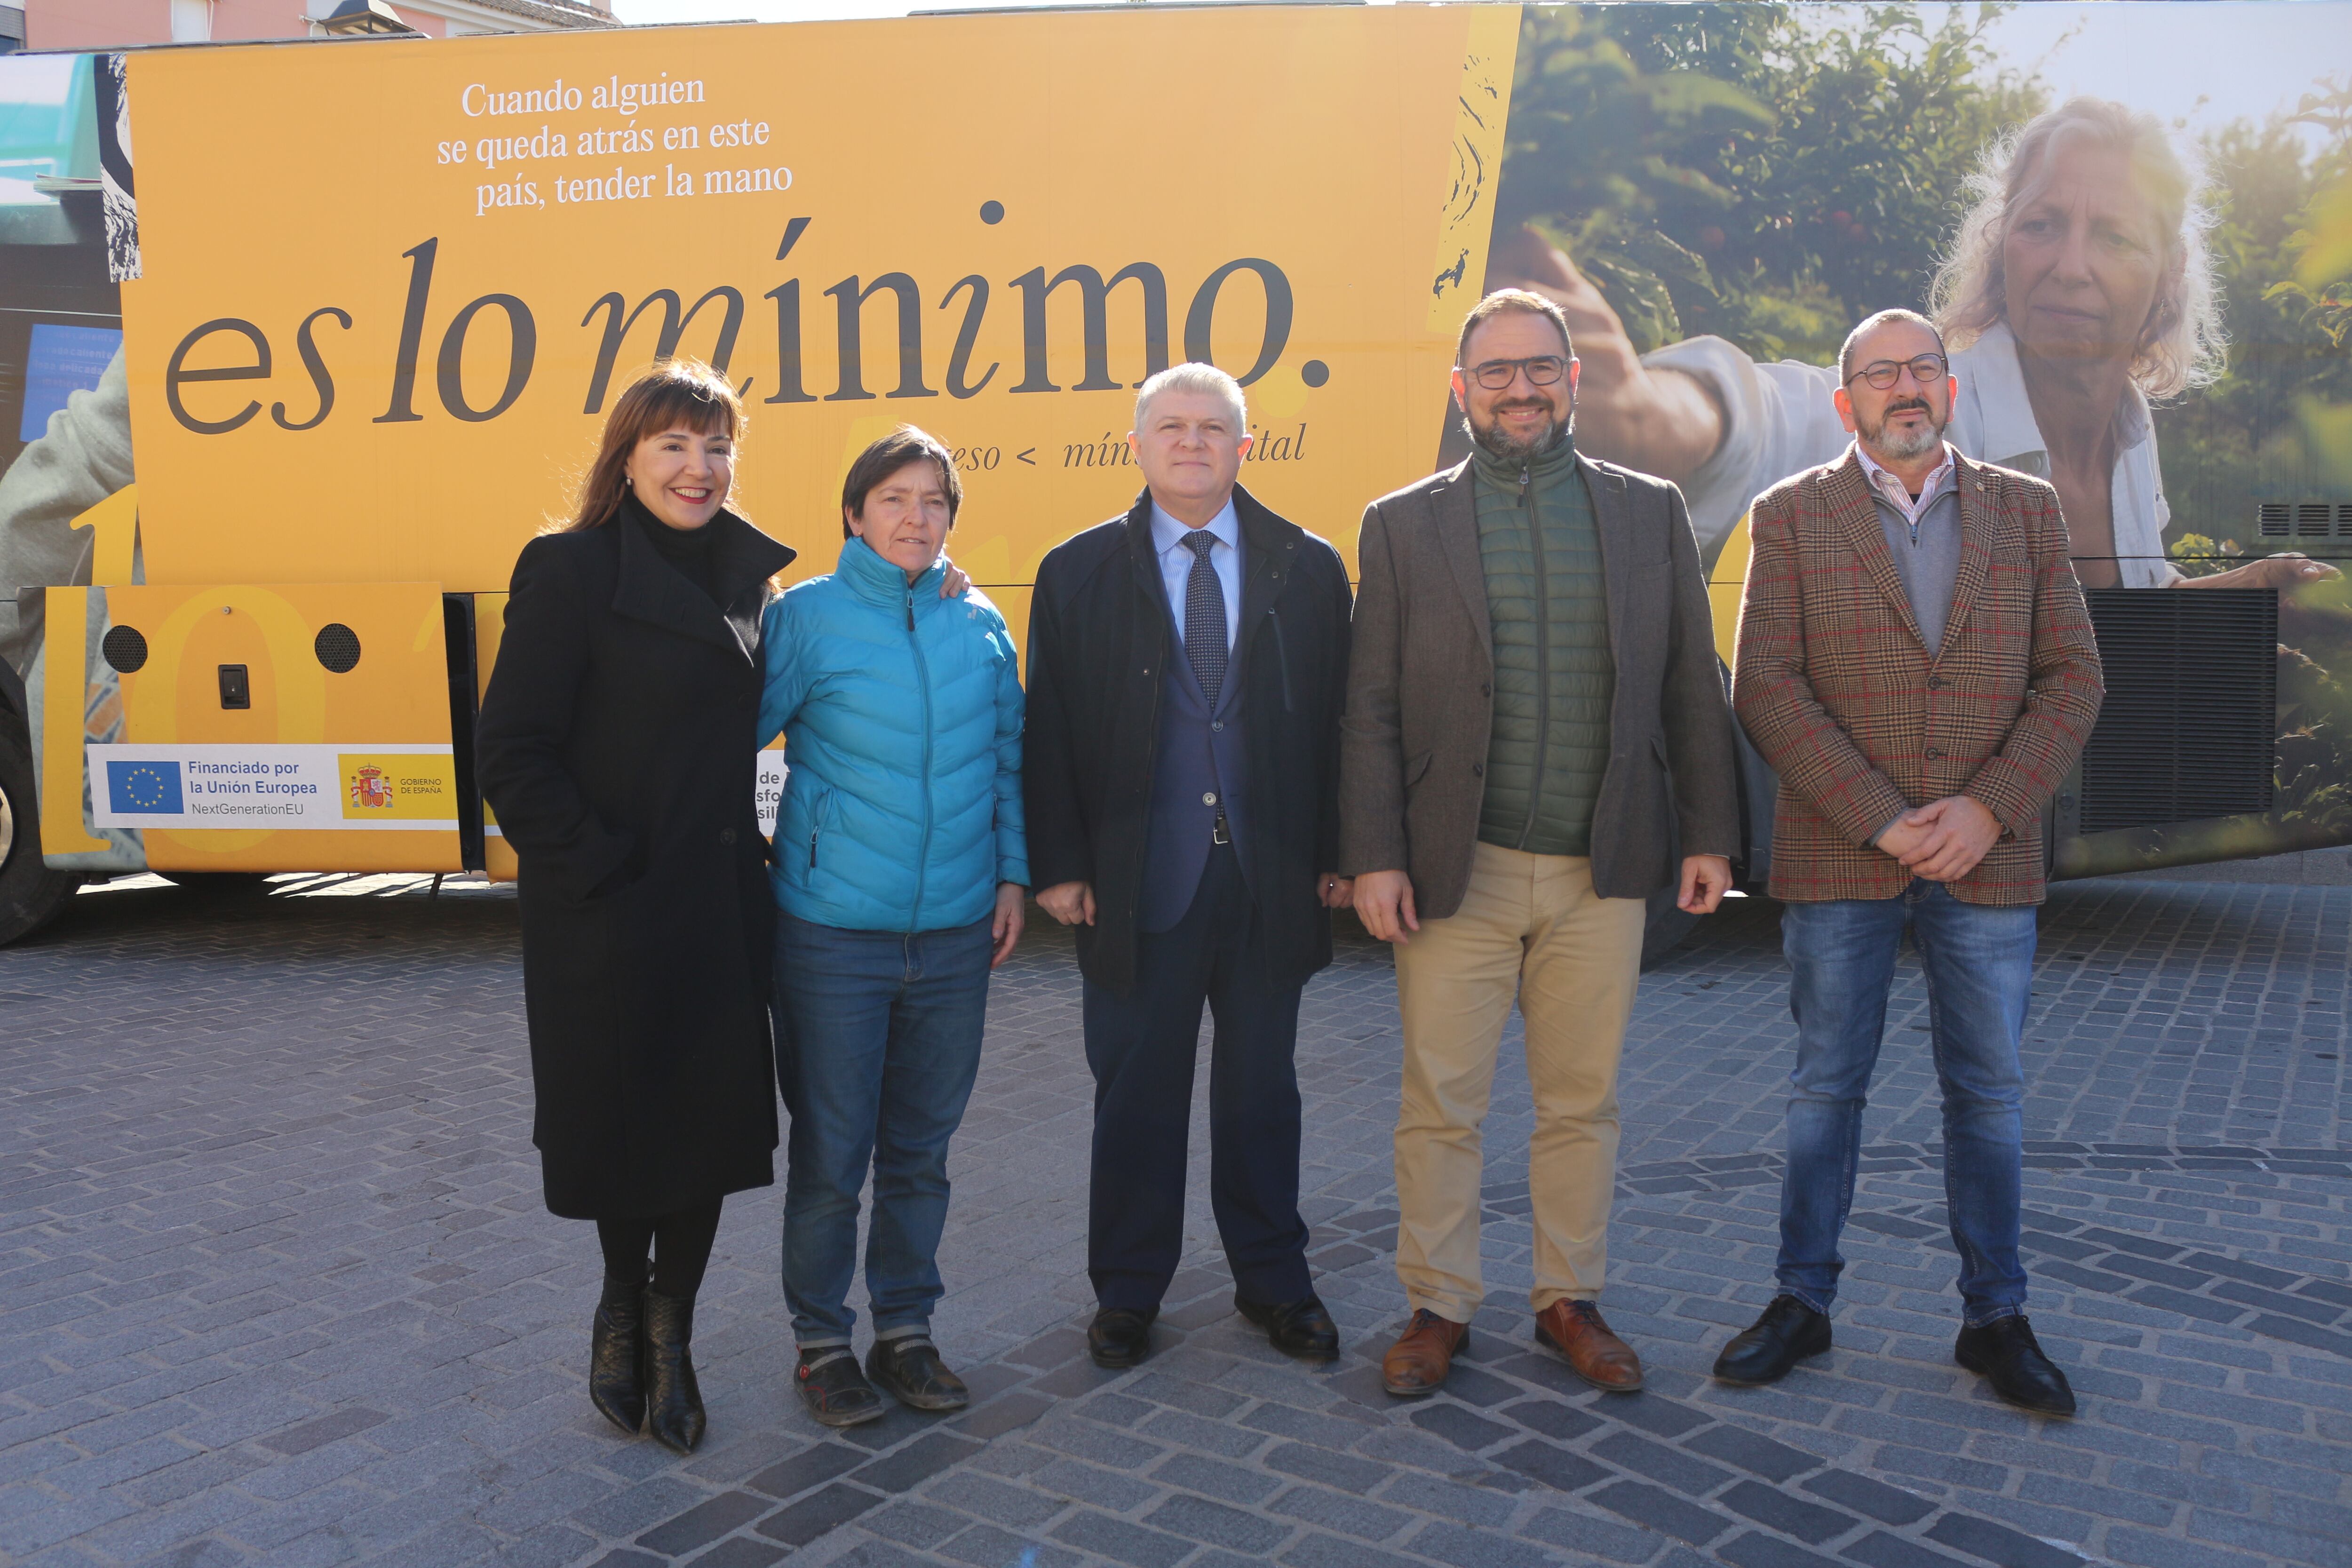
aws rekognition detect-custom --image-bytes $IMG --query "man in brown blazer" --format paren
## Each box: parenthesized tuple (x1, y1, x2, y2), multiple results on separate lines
(1716, 309, 2103, 1415)
(1343, 290, 1740, 1397)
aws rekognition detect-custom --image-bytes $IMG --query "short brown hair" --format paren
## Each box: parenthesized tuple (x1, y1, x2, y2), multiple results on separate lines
(565, 360, 742, 532)
(1456, 288, 1574, 367)
(841, 427, 962, 540)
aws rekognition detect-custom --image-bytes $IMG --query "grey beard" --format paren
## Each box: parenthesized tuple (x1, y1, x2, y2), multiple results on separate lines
(1859, 406, 1946, 462)
(1467, 411, 1571, 464)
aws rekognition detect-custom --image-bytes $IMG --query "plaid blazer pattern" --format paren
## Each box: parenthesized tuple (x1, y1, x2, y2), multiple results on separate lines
(1730, 446, 2104, 905)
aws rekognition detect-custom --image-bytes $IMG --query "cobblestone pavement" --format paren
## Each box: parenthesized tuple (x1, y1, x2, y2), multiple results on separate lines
(1, 873, 2346, 1568)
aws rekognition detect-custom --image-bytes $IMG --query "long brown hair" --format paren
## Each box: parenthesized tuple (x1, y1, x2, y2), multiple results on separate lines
(564, 360, 745, 532)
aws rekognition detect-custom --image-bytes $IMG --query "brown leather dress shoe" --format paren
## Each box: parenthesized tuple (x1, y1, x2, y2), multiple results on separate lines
(1535, 1299, 1644, 1392)
(1382, 1308, 1469, 1397)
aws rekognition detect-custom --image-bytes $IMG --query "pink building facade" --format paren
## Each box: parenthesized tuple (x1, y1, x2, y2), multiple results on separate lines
(24, 0, 609, 48)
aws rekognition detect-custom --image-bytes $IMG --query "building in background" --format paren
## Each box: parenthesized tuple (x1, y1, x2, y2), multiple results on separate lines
(23, 0, 610, 48)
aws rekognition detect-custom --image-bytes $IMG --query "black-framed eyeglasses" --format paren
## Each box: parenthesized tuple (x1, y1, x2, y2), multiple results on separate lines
(1846, 353, 1949, 390)
(1467, 355, 1573, 391)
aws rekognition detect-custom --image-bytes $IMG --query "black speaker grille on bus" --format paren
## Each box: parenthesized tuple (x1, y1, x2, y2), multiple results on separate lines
(101, 624, 148, 675)
(2077, 589, 2275, 834)
(2257, 500, 2352, 537)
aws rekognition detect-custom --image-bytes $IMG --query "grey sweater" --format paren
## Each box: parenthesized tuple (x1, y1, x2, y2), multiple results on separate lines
(1869, 476, 1962, 659)
(1865, 460, 1962, 845)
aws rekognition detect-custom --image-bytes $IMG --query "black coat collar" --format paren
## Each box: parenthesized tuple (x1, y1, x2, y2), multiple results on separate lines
(611, 501, 795, 661)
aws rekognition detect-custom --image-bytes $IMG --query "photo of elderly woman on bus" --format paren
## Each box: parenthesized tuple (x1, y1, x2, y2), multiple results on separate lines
(1464, 4, 2352, 866)
(1494, 94, 2338, 592)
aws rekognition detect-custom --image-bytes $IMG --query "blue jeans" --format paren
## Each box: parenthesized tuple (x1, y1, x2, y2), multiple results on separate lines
(1777, 882, 2036, 1327)
(772, 912, 993, 1347)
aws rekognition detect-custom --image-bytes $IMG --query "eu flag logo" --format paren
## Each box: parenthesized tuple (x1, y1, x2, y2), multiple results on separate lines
(105, 760, 183, 814)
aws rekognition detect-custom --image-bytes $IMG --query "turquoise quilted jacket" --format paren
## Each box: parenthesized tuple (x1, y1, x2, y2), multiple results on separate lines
(756, 537, 1028, 932)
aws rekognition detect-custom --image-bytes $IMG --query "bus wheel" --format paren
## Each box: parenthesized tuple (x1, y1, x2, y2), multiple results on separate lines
(0, 712, 82, 946)
(1639, 884, 1700, 971)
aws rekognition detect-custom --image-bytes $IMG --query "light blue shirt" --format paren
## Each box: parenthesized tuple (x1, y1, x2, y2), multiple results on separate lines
(1151, 495, 1241, 653)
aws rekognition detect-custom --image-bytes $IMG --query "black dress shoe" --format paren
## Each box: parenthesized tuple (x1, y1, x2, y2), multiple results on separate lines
(1236, 1294, 1340, 1362)
(1955, 1315, 2075, 1416)
(1088, 1307, 1156, 1369)
(796, 1347, 886, 1427)
(642, 1289, 706, 1453)
(1712, 1295, 1832, 1386)
(866, 1336, 969, 1412)
(588, 1275, 647, 1435)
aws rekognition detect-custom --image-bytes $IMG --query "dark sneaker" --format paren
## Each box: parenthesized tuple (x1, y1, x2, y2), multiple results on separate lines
(1955, 1315, 2075, 1417)
(866, 1336, 969, 1412)
(795, 1347, 886, 1427)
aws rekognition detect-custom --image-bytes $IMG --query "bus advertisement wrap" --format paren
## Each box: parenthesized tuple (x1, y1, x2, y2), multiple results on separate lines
(1, 3, 2349, 921)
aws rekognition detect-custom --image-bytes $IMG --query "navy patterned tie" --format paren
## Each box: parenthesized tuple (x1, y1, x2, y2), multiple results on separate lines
(1180, 529, 1228, 707)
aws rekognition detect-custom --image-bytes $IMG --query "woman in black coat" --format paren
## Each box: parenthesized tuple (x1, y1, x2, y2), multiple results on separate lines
(476, 360, 793, 1454)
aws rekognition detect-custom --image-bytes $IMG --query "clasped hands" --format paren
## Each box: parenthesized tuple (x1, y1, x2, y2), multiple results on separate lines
(1876, 795, 2001, 882)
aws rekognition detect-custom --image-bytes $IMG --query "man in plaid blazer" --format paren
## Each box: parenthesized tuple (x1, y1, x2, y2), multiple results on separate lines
(1720, 309, 2103, 1415)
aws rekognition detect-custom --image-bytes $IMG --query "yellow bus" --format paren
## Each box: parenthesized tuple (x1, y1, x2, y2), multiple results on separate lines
(4, 4, 2348, 950)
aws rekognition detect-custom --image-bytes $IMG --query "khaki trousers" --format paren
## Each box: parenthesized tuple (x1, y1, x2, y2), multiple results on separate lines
(1392, 841, 1646, 1321)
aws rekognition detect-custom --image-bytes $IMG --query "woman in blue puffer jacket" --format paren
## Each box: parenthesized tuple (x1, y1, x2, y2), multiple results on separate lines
(756, 427, 1028, 1430)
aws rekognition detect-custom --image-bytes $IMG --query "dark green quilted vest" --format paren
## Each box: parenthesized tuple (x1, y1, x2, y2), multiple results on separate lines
(1470, 436, 1615, 857)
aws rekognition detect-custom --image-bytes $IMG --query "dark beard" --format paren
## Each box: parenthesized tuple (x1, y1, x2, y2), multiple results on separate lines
(1467, 410, 1571, 464)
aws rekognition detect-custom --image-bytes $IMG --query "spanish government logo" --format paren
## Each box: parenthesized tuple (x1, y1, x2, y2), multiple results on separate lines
(104, 759, 183, 815)
(338, 754, 455, 823)
(349, 765, 394, 811)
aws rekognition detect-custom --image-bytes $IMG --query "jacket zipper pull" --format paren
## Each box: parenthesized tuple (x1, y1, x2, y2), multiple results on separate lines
(809, 828, 819, 869)
(1519, 465, 1530, 504)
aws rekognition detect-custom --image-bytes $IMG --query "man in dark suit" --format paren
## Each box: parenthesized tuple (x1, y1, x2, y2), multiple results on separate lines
(1025, 362, 1354, 1370)
(1343, 290, 1740, 1398)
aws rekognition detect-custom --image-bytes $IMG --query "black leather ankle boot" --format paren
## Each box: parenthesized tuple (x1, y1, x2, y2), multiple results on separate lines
(643, 1289, 707, 1453)
(588, 1275, 647, 1435)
